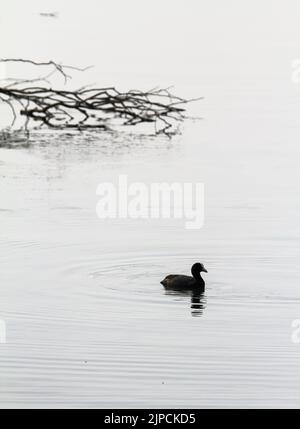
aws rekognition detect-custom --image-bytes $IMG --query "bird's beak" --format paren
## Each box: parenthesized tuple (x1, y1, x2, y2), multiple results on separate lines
(202, 267, 208, 273)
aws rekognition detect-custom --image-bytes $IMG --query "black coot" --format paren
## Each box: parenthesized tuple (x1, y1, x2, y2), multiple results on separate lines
(160, 262, 208, 290)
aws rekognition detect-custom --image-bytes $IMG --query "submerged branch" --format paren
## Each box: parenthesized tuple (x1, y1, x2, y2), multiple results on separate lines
(0, 59, 201, 137)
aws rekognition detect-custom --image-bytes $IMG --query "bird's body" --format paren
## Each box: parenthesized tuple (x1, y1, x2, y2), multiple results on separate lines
(161, 263, 207, 290)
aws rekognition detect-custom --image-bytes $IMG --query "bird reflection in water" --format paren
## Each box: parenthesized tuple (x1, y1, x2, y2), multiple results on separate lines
(164, 289, 207, 317)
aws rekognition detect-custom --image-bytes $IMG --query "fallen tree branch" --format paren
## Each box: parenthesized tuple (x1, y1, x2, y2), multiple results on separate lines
(0, 59, 201, 137)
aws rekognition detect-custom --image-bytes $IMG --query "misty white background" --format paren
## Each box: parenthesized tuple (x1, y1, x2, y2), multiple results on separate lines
(2, 0, 300, 92)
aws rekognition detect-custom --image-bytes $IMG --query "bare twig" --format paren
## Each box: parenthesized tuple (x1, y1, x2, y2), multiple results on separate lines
(0, 59, 201, 137)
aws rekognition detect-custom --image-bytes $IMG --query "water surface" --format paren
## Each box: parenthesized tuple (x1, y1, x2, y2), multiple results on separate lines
(1, 90, 300, 408)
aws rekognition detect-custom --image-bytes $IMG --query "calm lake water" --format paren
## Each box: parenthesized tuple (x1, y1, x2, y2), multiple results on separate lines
(1, 88, 300, 408)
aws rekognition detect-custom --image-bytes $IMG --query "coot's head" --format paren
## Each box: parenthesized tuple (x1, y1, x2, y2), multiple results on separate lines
(191, 262, 208, 278)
